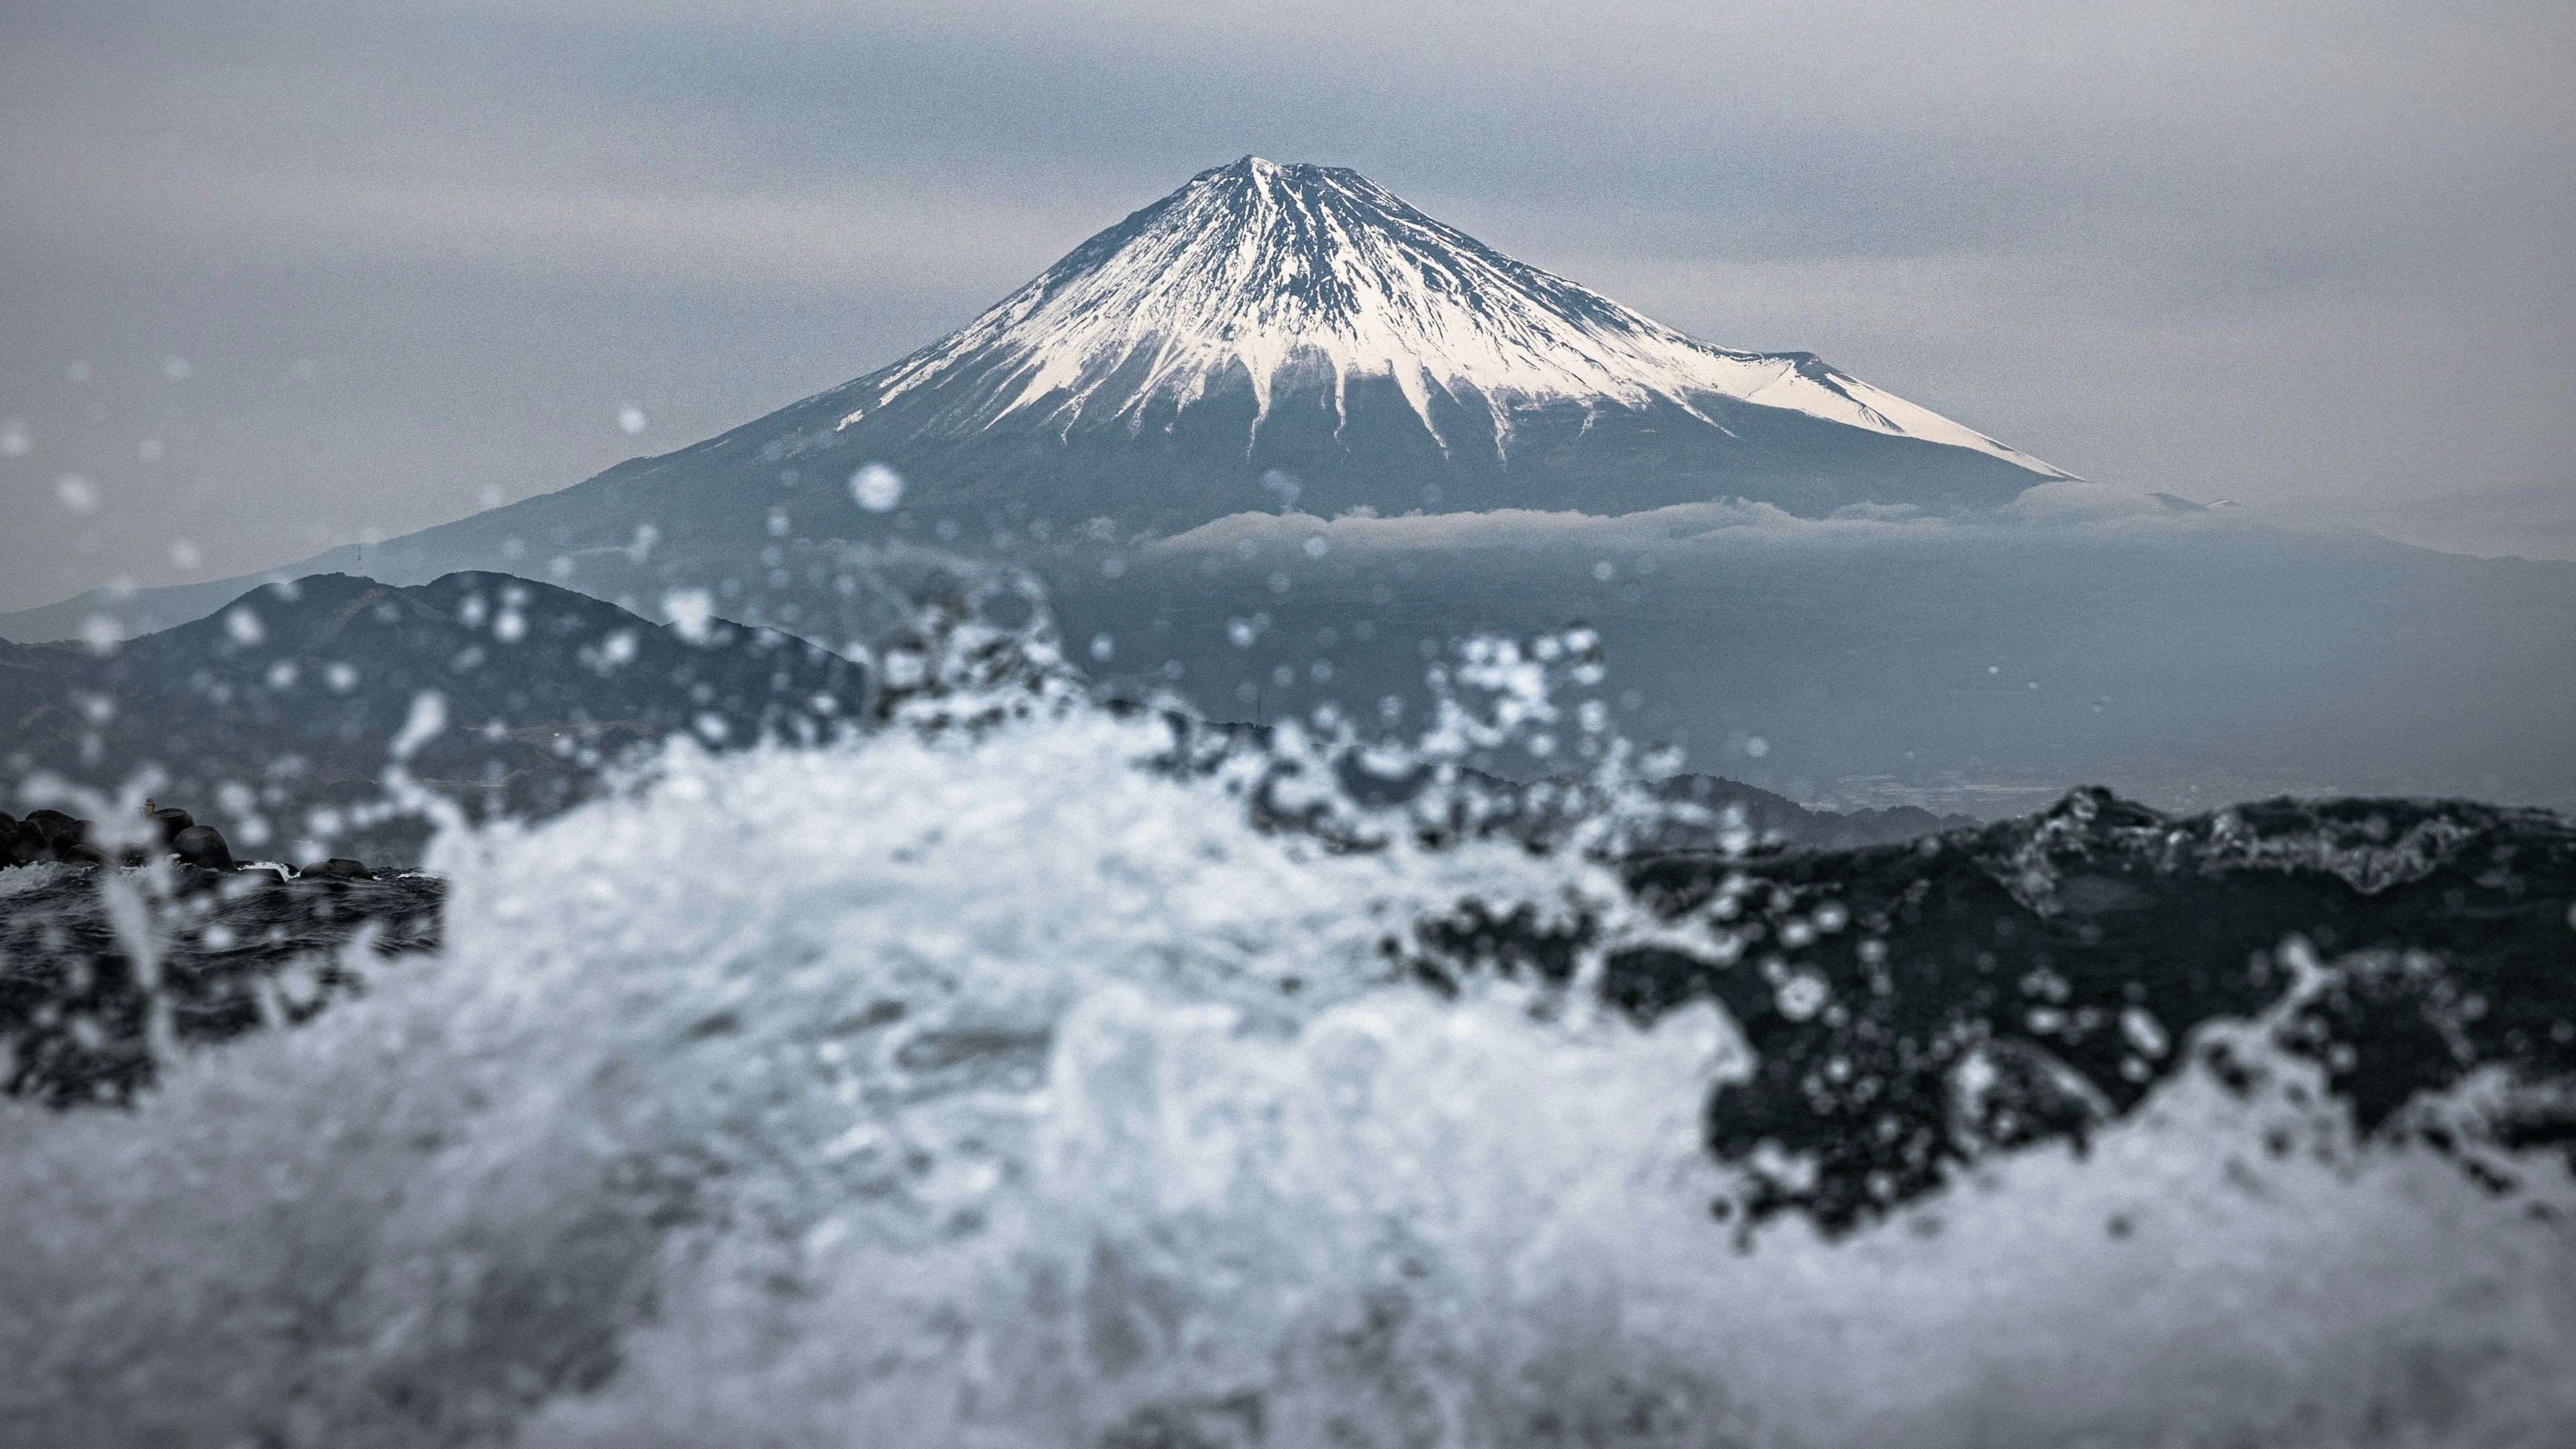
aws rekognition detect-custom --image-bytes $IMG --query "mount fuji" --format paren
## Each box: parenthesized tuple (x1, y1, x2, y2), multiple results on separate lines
(399, 156, 2068, 567)
(5, 157, 2068, 647)
(624, 156, 2063, 528)
(816, 155, 2071, 522)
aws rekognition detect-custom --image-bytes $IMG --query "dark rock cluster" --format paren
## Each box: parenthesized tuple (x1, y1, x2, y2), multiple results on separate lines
(1, 801, 375, 880)
(2, 807, 109, 868)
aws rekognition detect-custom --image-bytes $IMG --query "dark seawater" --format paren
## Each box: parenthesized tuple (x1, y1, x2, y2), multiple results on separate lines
(0, 864, 443, 1104)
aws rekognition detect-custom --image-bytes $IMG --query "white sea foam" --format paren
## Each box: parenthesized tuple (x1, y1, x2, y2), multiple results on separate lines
(1, 705, 2571, 1447)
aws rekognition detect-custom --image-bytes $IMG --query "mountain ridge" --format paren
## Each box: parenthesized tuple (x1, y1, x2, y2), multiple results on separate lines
(0, 572, 866, 861)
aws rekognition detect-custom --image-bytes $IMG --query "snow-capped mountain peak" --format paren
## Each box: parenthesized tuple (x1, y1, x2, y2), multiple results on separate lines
(847, 157, 2065, 476)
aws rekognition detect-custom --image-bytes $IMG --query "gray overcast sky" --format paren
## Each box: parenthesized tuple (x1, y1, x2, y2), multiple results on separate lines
(4, 0, 2571, 612)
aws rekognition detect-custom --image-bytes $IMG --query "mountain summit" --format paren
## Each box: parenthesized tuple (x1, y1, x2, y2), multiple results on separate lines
(851, 157, 2065, 478)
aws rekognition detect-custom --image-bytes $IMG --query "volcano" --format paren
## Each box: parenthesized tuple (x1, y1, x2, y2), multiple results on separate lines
(606, 157, 2062, 531)
(347, 158, 2067, 598)
(394, 157, 2068, 566)
(817, 156, 2070, 522)
(4, 157, 2070, 647)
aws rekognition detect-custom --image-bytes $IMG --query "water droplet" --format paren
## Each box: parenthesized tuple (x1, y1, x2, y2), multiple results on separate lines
(389, 690, 447, 760)
(0, 419, 28, 456)
(618, 405, 648, 435)
(663, 588, 716, 643)
(2121, 1008, 2170, 1059)
(1776, 973, 1829, 1020)
(56, 476, 99, 514)
(163, 355, 193, 382)
(849, 463, 904, 512)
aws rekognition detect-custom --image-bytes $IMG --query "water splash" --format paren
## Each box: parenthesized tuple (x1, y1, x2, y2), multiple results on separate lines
(2, 591, 2573, 1446)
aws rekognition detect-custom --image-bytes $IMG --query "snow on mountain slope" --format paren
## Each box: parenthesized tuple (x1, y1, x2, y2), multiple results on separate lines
(841, 157, 2068, 476)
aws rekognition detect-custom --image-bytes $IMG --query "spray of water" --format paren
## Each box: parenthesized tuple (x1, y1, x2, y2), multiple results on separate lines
(2, 578, 2571, 1448)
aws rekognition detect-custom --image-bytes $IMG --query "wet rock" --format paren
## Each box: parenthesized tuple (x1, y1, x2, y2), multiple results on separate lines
(147, 806, 195, 844)
(171, 825, 238, 873)
(7, 816, 63, 867)
(10, 810, 109, 867)
(301, 858, 373, 881)
(24, 809, 84, 851)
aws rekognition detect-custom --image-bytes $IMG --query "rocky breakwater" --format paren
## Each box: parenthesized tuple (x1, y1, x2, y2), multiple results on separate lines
(2, 801, 380, 881)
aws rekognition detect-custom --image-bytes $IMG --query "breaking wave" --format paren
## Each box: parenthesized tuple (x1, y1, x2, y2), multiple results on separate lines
(3, 635, 2574, 1446)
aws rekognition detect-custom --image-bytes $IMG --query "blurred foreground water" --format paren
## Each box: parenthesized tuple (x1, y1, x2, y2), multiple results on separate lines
(1, 659, 2571, 1447)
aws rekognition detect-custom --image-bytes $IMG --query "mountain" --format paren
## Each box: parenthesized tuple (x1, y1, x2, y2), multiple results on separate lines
(817, 156, 2068, 524)
(405, 157, 2064, 558)
(1, 156, 2063, 648)
(0, 573, 866, 862)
